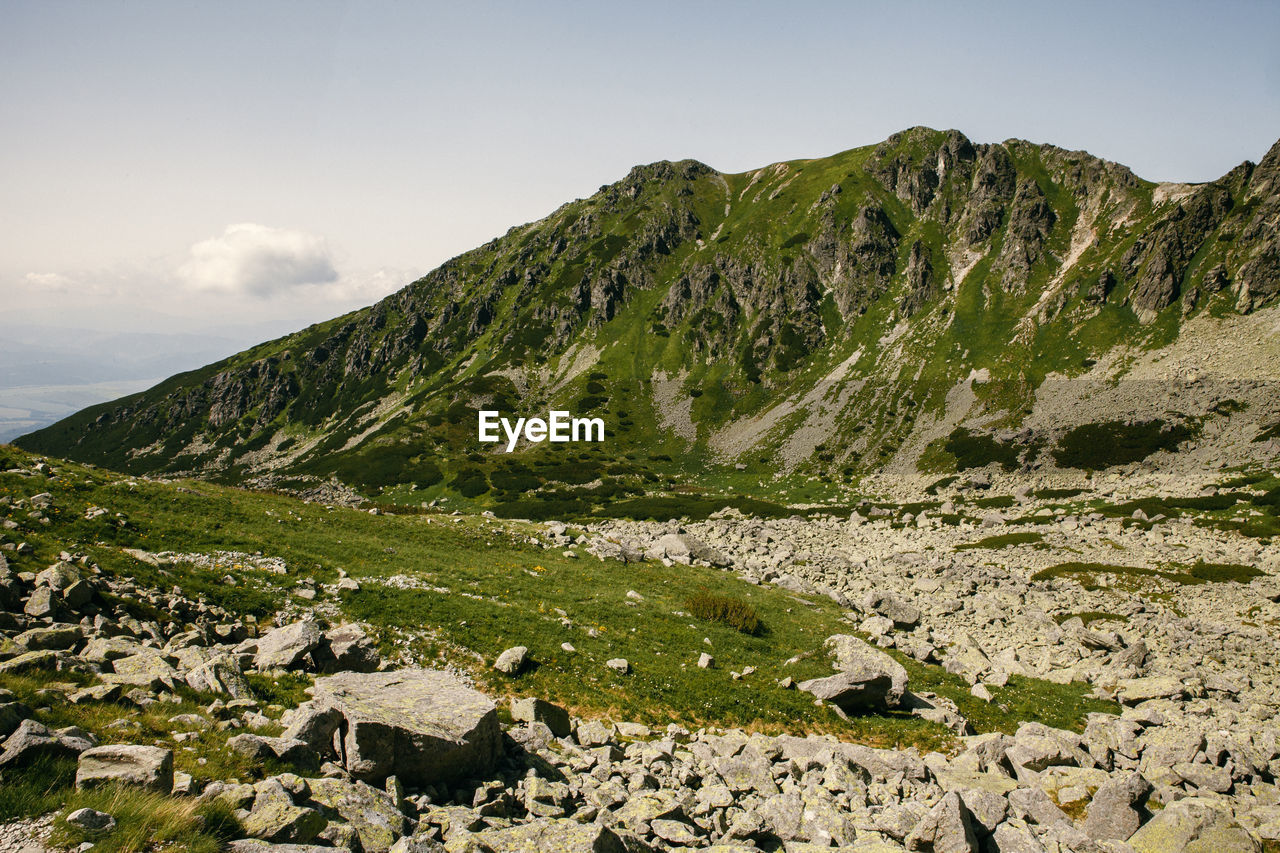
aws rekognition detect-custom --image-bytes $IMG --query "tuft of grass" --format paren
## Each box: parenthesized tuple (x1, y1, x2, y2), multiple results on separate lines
(1032, 560, 1261, 589)
(955, 531, 1044, 550)
(51, 785, 239, 853)
(685, 590, 762, 635)
(244, 671, 314, 710)
(1054, 611, 1125, 627)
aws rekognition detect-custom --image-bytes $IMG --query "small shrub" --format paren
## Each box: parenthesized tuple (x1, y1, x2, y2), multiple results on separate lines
(686, 590, 761, 635)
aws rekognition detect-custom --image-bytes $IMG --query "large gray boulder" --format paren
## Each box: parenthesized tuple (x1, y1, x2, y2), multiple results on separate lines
(824, 634, 908, 705)
(317, 624, 380, 673)
(510, 697, 570, 738)
(186, 654, 256, 700)
(76, 744, 174, 793)
(255, 620, 323, 670)
(307, 777, 408, 853)
(1083, 771, 1151, 841)
(798, 669, 896, 714)
(904, 790, 981, 852)
(0, 719, 90, 767)
(307, 669, 501, 786)
(1128, 797, 1261, 852)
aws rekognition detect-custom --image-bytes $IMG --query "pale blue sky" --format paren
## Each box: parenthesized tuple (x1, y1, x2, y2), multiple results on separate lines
(2, 1, 1278, 337)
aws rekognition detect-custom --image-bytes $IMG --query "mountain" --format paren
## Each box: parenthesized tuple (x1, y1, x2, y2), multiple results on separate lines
(16, 128, 1280, 512)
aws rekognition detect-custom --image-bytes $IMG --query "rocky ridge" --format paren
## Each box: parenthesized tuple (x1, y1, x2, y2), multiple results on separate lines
(17, 131, 1280, 500)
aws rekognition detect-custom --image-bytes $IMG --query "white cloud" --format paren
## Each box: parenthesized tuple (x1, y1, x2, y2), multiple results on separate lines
(178, 223, 338, 297)
(22, 272, 79, 293)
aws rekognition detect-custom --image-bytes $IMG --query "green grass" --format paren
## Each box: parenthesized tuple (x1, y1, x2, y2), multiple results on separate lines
(1054, 611, 1125, 627)
(955, 531, 1044, 550)
(1031, 560, 1262, 589)
(0, 447, 1123, 754)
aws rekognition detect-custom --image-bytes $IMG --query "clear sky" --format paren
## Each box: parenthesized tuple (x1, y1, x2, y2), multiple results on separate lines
(3, 0, 1278, 340)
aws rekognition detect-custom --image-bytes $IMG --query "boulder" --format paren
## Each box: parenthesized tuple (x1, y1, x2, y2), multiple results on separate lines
(307, 777, 408, 853)
(824, 634, 908, 705)
(1083, 770, 1151, 841)
(798, 670, 896, 714)
(1128, 797, 1261, 852)
(186, 654, 256, 700)
(76, 744, 174, 793)
(23, 586, 68, 620)
(0, 719, 87, 767)
(255, 620, 323, 670)
(510, 697, 571, 738)
(308, 669, 501, 786)
(864, 592, 921, 628)
(0, 650, 58, 676)
(493, 646, 529, 675)
(1116, 676, 1185, 704)
(904, 791, 981, 852)
(14, 625, 81, 651)
(242, 801, 327, 845)
(318, 624, 380, 673)
(105, 650, 180, 691)
(65, 808, 116, 832)
(34, 561, 79, 590)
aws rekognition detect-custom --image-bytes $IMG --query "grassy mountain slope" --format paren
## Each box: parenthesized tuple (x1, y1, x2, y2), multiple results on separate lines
(18, 128, 1280, 508)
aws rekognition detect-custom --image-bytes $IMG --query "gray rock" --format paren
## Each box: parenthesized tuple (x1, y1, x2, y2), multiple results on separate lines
(281, 704, 345, 753)
(0, 718, 84, 767)
(320, 623, 380, 673)
(473, 817, 627, 852)
(65, 807, 115, 832)
(798, 669, 896, 714)
(242, 800, 327, 845)
(308, 668, 501, 787)
(904, 791, 980, 852)
(510, 697, 570, 738)
(1127, 797, 1261, 852)
(307, 776, 408, 853)
(824, 634, 908, 705)
(1083, 770, 1151, 841)
(865, 592, 921, 628)
(76, 744, 174, 793)
(105, 650, 180, 691)
(14, 625, 81, 651)
(34, 561, 79, 590)
(606, 658, 630, 674)
(493, 645, 529, 675)
(186, 654, 256, 700)
(0, 650, 58, 676)
(23, 586, 67, 619)
(254, 620, 323, 670)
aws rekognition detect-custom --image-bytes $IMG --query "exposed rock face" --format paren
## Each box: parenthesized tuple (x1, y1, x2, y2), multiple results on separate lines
(306, 669, 502, 787)
(21, 130, 1280, 493)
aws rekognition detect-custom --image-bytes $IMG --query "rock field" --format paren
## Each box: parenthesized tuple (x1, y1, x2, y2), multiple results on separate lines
(2, 481, 1279, 851)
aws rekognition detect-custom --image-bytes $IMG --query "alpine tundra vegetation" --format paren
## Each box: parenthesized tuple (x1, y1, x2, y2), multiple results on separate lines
(3, 129, 1280, 852)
